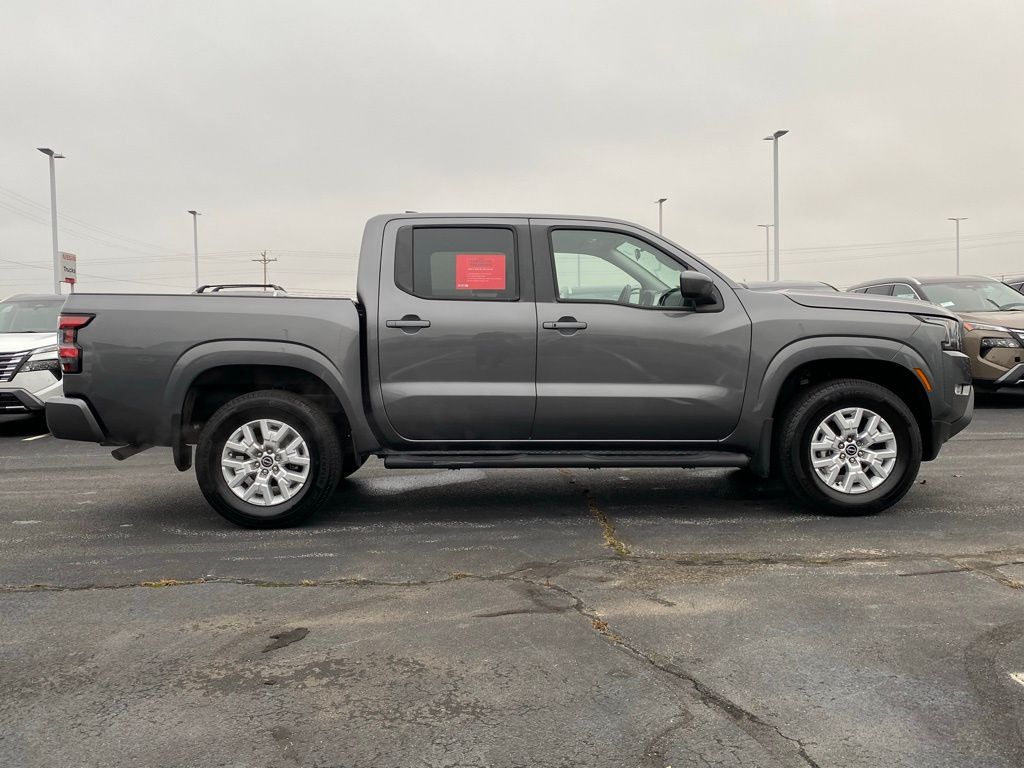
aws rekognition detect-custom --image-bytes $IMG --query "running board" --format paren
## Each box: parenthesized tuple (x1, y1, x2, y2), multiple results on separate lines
(383, 451, 749, 470)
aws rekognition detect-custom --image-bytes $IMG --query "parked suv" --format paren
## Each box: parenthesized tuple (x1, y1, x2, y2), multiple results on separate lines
(848, 276, 1024, 389)
(0, 294, 65, 414)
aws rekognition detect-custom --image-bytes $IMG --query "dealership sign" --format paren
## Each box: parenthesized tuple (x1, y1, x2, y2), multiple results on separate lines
(60, 251, 77, 284)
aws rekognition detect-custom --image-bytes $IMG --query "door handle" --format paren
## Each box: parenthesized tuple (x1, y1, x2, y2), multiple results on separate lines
(542, 317, 587, 332)
(386, 315, 431, 331)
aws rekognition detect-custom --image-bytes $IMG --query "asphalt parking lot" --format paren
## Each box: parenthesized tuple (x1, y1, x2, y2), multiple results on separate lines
(2, 396, 1023, 768)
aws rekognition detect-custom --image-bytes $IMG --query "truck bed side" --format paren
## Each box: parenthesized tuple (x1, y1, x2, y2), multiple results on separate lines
(59, 293, 370, 450)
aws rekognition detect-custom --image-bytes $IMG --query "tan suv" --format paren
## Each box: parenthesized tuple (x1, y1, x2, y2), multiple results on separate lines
(848, 276, 1024, 390)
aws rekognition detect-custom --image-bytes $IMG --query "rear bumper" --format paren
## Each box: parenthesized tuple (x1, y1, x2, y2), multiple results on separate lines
(45, 396, 108, 443)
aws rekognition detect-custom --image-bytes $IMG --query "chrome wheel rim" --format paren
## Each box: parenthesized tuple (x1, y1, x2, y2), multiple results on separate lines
(220, 419, 311, 506)
(809, 407, 898, 495)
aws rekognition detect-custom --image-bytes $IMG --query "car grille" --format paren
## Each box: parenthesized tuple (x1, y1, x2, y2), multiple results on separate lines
(0, 392, 28, 411)
(0, 351, 28, 382)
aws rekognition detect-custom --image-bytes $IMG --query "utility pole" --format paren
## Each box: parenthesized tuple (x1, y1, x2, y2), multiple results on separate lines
(947, 217, 967, 275)
(654, 198, 667, 234)
(757, 224, 773, 280)
(188, 210, 201, 289)
(252, 250, 277, 285)
(762, 130, 788, 280)
(37, 148, 65, 294)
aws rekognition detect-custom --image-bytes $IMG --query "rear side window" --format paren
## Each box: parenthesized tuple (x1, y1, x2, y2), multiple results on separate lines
(865, 285, 893, 296)
(395, 227, 518, 301)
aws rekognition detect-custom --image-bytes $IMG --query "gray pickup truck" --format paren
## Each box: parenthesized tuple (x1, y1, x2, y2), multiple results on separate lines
(47, 213, 974, 527)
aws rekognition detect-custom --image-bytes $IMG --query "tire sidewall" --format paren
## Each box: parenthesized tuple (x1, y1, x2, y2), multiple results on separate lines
(196, 396, 335, 526)
(783, 383, 922, 513)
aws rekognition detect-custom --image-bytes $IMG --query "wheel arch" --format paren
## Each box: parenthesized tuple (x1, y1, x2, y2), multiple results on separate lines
(164, 342, 372, 470)
(749, 338, 935, 473)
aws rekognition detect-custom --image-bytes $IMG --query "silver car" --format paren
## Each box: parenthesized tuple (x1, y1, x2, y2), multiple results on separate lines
(0, 294, 65, 415)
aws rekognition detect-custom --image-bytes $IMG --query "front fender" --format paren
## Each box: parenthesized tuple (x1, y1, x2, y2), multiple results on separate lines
(752, 336, 930, 418)
(738, 336, 932, 476)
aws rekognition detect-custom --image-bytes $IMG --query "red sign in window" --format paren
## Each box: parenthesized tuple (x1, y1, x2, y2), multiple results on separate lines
(455, 253, 506, 290)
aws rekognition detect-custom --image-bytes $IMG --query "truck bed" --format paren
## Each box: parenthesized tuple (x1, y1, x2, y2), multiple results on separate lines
(58, 292, 363, 447)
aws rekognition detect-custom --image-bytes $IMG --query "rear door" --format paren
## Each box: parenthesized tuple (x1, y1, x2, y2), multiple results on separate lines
(530, 221, 752, 442)
(376, 218, 537, 441)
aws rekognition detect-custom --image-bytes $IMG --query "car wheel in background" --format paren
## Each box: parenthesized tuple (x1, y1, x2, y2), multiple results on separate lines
(195, 390, 343, 528)
(776, 378, 922, 515)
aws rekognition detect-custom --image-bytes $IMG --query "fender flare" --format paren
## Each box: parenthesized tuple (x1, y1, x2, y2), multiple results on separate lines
(746, 336, 932, 475)
(161, 340, 372, 455)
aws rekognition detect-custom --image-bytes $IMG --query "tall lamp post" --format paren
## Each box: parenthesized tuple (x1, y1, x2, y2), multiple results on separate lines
(37, 148, 65, 294)
(654, 198, 667, 234)
(188, 210, 201, 288)
(757, 224, 773, 280)
(947, 217, 967, 275)
(762, 130, 788, 280)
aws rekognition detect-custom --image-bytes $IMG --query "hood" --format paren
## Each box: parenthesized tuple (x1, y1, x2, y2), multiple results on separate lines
(0, 332, 57, 355)
(956, 310, 1024, 330)
(782, 290, 954, 318)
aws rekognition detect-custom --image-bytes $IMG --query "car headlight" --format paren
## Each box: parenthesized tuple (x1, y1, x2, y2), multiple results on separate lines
(963, 321, 1011, 333)
(980, 337, 1022, 349)
(915, 315, 962, 351)
(18, 345, 61, 377)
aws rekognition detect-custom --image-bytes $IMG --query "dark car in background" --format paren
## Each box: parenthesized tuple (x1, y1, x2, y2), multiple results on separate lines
(848, 276, 1024, 390)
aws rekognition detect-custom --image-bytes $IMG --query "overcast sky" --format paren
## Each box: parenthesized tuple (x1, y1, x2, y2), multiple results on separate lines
(2, 0, 1022, 296)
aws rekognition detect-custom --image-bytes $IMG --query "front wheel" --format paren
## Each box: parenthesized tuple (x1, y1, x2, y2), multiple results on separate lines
(195, 390, 343, 528)
(776, 379, 922, 515)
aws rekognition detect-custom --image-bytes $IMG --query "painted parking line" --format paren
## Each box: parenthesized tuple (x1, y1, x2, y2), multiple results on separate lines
(1011, 673, 1024, 688)
(22, 434, 49, 442)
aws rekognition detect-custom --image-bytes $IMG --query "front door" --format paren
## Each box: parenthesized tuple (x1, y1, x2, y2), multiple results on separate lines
(531, 223, 751, 442)
(376, 219, 537, 442)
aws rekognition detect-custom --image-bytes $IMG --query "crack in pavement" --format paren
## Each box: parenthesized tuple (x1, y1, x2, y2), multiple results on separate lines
(559, 469, 631, 556)
(507, 573, 822, 768)
(4, 547, 1024, 593)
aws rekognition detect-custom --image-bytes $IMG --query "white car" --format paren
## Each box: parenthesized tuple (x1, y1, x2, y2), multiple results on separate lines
(0, 294, 65, 415)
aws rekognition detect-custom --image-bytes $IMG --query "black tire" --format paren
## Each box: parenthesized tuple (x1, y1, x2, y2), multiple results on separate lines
(195, 390, 343, 528)
(776, 378, 922, 516)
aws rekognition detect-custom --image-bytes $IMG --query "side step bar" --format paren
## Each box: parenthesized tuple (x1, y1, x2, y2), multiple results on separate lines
(383, 451, 749, 470)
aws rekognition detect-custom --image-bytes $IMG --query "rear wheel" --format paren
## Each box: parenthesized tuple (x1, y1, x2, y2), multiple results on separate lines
(776, 378, 922, 515)
(195, 390, 343, 528)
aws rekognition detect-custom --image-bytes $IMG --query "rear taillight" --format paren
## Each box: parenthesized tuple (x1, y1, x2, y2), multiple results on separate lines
(57, 314, 94, 374)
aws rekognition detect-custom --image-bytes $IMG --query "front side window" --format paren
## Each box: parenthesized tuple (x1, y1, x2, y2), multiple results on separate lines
(396, 227, 518, 301)
(892, 283, 919, 300)
(551, 229, 688, 307)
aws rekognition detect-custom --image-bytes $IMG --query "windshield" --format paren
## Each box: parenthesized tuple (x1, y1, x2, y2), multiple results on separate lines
(924, 281, 1024, 312)
(0, 299, 64, 333)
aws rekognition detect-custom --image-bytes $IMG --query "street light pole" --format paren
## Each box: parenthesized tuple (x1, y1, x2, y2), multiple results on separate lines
(757, 224, 773, 280)
(654, 198, 667, 234)
(762, 130, 788, 280)
(188, 210, 201, 288)
(947, 217, 967, 275)
(37, 148, 65, 294)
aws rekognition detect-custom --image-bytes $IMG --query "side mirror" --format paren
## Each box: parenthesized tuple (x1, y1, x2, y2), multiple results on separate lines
(679, 271, 715, 300)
